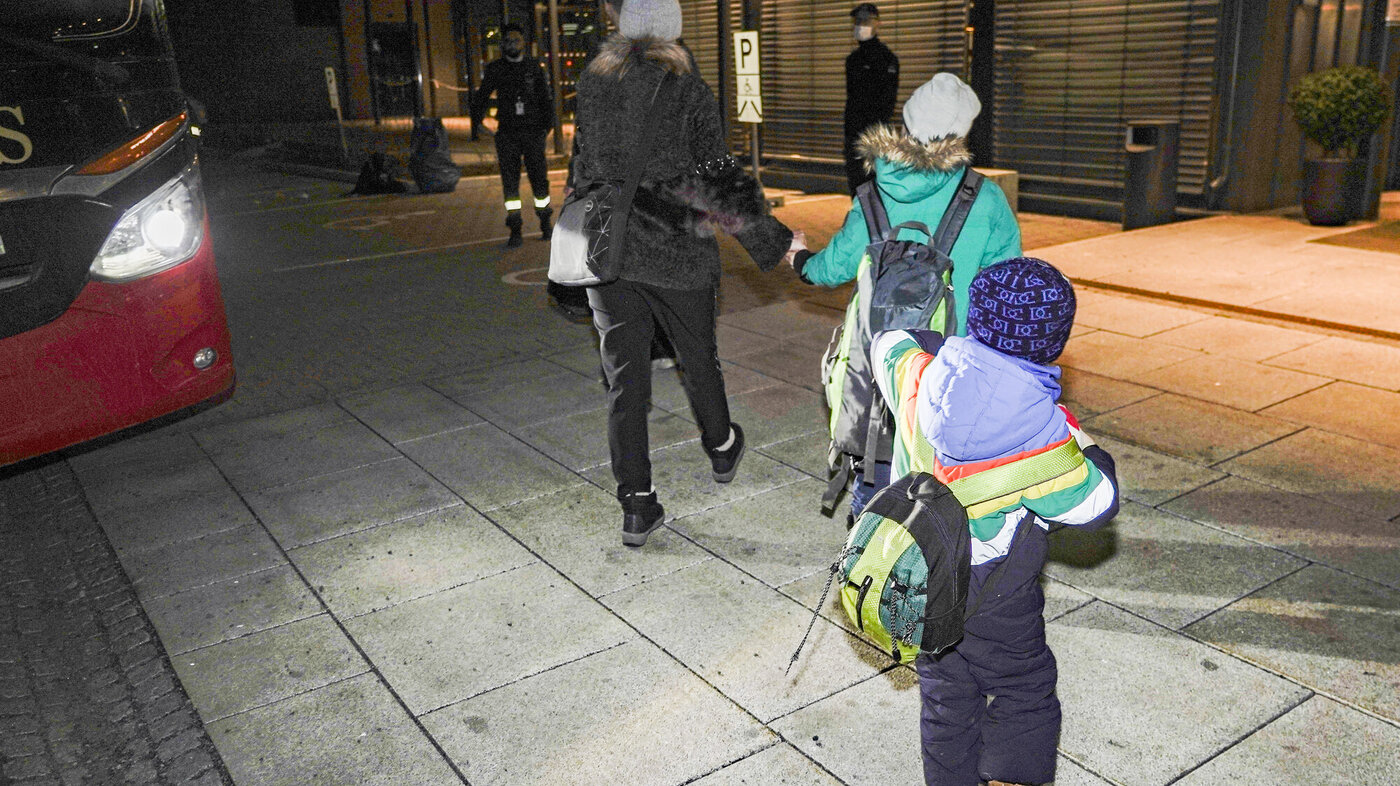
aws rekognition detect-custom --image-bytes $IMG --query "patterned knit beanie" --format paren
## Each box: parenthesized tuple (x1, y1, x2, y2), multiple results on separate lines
(965, 257, 1076, 365)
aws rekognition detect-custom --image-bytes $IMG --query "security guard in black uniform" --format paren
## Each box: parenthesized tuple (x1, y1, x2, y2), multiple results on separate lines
(472, 23, 556, 247)
(843, 3, 899, 195)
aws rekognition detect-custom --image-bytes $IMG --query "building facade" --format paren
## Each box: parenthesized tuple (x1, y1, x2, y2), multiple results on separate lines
(169, 0, 1400, 218)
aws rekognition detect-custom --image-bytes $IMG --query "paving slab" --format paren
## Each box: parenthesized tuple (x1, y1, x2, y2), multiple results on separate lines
(1263, 335, 1400, 391)
(1058, 331, 1202, 379)
(1050, 758, 1116, 785)
(437, 363, 606, 430)
(96, 484, 257, 557)
(754, 429, 831, 480)
(485, 484, 711, 598)
(192, 401, 351, 450)
(74, 449, 231, 518)
(173, 614, 368, 722)
(689, 743, 844, 785)
(1073, 290, 1210, 337)
(1217, 429, 1400, 519)
(1057, 367, 1159, 419)
(511, 405, 699, 472)
(730, 344, 828, 392)
(1164, 475, 1400, 589)
(1137, 354, 1330, 411)
(65, 430, 205, 471)
(1183, 564, 1400, 721)
(540, 343, 603, 376)
(1261, 381, 1400, 450)
(431, 356, 576, 399)
(1175, 695, 1400, 786)
(716, 323, 784, 361)
(287, 505, 536, 618)
(337, 382, 482, 443)
(243, 456, 463, 548)
(1049, 602, 1312, 786)
(1085, 394, 1300, 466)
(398, 422, 586, 512)
(206, 673, 460, 786)
(1150, 316, 1326, 362)
(600, 559, 887, 723)
(198, 417, 401, 492)
(1092, 435, 1226, 506)
(668, 478, 850, 589)
(772, 667, 923, 784)
(582, 440, 807, 522)
(1043, 577, 1096, 622)
(1045, 501, 1308, 629)
(717, 300, 845, 338)
(143, 565, 322, 655)
(120, 524, 287, 601)
(344, 561, 635, 715)
(722, 382, 829, 450)
(422, 640, 773, 786)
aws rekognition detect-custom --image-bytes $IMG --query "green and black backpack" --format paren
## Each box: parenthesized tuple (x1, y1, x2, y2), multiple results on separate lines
(819, 169, 984, 514)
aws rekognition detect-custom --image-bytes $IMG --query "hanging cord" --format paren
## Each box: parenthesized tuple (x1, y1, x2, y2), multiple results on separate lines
(786, 544, 854, 675)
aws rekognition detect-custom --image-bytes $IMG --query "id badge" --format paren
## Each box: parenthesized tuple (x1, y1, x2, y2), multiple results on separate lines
(515, 99, 525, 115)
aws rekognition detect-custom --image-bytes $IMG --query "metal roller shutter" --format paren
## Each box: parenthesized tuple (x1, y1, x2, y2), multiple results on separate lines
(993, 0, 1221, 206)
(748, 0, 969, 163)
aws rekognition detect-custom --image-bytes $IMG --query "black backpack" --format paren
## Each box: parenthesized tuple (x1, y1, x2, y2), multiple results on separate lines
(820, 169, 984, 514)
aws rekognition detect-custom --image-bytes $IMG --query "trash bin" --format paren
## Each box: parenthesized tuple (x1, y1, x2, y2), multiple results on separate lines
(1123, 120, 1179, 229)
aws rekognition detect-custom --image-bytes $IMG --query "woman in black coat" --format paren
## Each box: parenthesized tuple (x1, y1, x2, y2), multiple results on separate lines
(570, 0, 797, 547)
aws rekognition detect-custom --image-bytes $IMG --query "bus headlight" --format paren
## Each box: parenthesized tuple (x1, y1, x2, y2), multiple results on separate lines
(90, 164, 206, 281)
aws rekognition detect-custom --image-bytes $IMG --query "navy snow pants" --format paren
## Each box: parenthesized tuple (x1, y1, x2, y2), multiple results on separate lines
(915, 524, 1060, 786)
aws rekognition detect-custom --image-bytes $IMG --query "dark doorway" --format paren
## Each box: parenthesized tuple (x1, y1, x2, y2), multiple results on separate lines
(369, 22, 419, 117)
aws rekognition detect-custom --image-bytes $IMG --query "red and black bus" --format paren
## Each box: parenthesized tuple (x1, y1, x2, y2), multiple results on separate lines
(1, 0, 234, 466)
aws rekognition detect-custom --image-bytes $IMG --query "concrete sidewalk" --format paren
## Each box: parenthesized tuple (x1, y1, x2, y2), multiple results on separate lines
(48, 170, 1400, 785)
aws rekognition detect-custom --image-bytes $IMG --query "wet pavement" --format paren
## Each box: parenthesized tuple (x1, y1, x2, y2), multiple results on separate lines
(4, 149, 1400, 784)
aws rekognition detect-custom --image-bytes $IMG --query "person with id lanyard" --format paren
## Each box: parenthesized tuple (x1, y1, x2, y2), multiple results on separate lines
(471, 22, 556, 248)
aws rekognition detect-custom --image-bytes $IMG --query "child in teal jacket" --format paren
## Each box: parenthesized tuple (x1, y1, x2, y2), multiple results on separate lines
(791, 73, 1023, 516)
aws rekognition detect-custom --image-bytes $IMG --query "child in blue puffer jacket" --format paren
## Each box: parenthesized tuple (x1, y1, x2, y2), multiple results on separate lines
(870, 257, 1119, 786)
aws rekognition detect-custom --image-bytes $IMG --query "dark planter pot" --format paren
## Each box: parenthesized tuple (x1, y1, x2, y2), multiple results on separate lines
(1300, 157, 1367, 226)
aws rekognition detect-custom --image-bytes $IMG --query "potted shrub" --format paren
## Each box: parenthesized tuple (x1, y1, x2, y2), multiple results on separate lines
(1287, 65, 1391, 225)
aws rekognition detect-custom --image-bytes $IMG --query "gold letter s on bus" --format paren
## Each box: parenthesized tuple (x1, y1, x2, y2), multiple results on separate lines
(0, 107, 34, 165)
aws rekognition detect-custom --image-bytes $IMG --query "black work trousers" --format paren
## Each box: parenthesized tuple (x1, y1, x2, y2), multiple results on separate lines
(843, 117, 879, 196)
(587, 279, 731, 495)
(495, 126, 550, 212)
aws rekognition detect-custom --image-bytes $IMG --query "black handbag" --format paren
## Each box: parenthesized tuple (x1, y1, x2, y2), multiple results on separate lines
(549, 70, 677, 286)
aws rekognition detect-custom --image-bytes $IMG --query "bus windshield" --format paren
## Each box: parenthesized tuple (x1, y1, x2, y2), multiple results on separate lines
(0, 0, 183, 171)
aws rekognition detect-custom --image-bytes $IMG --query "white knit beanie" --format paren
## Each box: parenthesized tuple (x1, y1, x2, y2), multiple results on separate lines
(902, 73, 981, 142)
(618, 0, 683, 41)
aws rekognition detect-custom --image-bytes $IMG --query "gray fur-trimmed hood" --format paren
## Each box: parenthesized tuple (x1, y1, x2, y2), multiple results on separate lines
(855, 124, 973, 174)
(587, 34, 693, 78)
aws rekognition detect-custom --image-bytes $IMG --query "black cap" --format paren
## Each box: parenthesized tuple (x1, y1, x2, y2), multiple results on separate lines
(851, 3, 879, 20)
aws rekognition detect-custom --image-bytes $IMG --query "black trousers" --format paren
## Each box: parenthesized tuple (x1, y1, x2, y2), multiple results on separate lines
(495, 126, 550, 211)
(843, 117, 879, 196)
(587, 279, 731, 495)
(916, 525, 1060, 786)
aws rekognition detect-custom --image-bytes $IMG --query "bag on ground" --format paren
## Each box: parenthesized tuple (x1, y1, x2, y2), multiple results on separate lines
(820, 169, 984, 513)
(407, 117, 460, 194)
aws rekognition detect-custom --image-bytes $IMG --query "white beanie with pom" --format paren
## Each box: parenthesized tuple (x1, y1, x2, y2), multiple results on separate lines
(902, 73, 982, 142)
(618, 0, 683, 41)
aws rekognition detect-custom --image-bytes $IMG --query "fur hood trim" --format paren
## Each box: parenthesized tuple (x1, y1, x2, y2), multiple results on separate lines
(855, 124, 972, 173)
(588, 34, 693, 78)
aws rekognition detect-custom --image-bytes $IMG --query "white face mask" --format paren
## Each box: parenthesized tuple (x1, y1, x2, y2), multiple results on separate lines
(854, 25, 874, 41)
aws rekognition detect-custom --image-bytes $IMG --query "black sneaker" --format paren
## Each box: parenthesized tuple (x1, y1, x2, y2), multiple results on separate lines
(708, 424, 745, 483)
(506, 228, 523, 248)
(620, 491, 665, 547)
